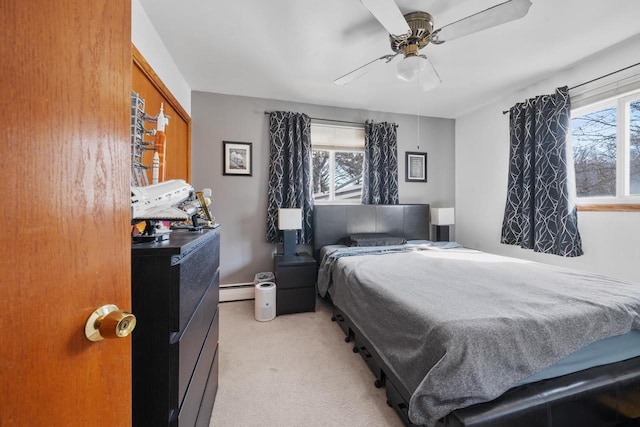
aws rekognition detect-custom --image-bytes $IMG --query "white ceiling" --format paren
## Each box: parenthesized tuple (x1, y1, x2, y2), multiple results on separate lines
(138, 0, 640, 118)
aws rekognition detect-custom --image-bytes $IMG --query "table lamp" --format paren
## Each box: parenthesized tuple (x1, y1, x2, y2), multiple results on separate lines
(431, 207, 455, 242)
(278, 208, 302, 256)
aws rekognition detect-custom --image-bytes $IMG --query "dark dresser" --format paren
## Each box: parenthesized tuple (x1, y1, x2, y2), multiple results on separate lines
(131, 228, 220, 427)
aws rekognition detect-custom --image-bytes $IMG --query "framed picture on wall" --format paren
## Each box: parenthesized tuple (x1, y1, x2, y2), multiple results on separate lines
(223, 141, 253, 176)
(405, 151, 427, 182)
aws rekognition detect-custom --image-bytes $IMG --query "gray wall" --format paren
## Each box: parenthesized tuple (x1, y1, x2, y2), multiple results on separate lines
(191, 91, 455, 284)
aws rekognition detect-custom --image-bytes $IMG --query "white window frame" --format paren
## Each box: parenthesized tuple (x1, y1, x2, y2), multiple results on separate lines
(572, 88, 640, 206)
(313, 147, 365, 203)
(310, 122, 365, 204)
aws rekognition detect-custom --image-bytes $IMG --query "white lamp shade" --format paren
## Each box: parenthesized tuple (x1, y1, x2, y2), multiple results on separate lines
(431, 208, 455, 225)
(278, 208, 302, 230)
(418, 58, 442, 92)
(397, 55, 423, 82)
(397, 56, 442, 92)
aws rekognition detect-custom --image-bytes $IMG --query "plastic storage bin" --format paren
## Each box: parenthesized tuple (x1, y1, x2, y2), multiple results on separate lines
(253, 271, 275, 285)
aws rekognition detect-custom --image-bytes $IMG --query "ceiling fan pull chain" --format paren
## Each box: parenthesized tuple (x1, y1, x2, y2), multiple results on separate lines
(416, 79, 420, 150)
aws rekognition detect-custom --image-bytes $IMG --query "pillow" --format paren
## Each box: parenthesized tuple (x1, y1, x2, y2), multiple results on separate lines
(406, 240, 433, 245)
(339, 233, 407, 247)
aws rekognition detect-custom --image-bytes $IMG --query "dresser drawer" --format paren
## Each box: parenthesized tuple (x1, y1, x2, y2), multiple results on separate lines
(275, 264, 317, 290)
(176, 321, 219, 427)
(171, 272, 219, 408)
(171, 233, 220, 332)
(277, 287, 316, 315)
(195, 346, 219, 427)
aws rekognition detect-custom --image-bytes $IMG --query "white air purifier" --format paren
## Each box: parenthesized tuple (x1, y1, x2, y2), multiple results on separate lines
(254, 281, 276, 322)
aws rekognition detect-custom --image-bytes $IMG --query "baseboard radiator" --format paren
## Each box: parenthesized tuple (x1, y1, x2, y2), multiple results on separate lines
(220, 282, 255, 302)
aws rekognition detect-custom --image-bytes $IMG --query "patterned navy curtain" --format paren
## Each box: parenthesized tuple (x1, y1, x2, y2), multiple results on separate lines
(266, 111, 314, 244)
(501, 86, 583, 257)
(361, 120, 399, 204)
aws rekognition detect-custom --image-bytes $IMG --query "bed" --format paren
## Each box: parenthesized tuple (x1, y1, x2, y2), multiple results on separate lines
(313, 204, 640, 427)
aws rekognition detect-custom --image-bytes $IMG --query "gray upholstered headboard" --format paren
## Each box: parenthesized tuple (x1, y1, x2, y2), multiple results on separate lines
(312, 204, 430, 260)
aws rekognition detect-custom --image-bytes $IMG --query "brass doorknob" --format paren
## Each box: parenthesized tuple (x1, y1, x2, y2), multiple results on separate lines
(85, 304, 137, 342)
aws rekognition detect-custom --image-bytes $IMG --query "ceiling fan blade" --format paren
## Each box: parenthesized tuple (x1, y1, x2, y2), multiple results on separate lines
(431, 0, 532, 44)
(335, 54, 399, 86)
(359, 0, 411, 36)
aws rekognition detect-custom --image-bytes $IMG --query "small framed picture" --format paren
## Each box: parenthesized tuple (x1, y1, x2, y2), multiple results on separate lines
(405, 151, 427, 182)
(223, 141, 252, 176)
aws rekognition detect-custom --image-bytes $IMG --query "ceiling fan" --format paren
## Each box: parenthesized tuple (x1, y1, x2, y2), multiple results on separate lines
(335, 0, 533, 91)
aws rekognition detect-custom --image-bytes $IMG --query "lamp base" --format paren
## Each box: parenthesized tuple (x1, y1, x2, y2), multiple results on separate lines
(433, 225, 449, 242)
(282, 230, 297, 256)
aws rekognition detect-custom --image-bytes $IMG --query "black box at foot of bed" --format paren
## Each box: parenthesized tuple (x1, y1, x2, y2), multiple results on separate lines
(333, 306, 640, 427)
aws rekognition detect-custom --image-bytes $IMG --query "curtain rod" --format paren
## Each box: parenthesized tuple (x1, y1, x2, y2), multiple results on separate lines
(501, 61, 640, 115)
(263, 111, 398, 128)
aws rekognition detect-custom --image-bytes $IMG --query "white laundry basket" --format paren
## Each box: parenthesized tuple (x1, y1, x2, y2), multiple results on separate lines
(254, 281, 276, 322)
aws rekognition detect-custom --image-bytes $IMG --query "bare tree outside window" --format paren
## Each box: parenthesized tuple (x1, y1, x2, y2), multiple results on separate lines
(312, 150, 330, 196)
(630, 99, 640, 195)
(572, 106, 617, 197)
(334, 152, 364, 193)
(312, 150, 363, 201)
(571, 98, 640, 197)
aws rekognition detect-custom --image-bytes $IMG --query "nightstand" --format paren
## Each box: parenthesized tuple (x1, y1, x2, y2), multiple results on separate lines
(273, 253, 317, 315)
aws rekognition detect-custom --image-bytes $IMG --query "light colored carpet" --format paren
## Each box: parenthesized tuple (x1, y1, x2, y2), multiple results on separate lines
(209, 297, 404, 427)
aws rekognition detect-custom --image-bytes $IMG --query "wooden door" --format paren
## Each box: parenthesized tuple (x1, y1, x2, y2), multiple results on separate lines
(0, 1, 132, 426)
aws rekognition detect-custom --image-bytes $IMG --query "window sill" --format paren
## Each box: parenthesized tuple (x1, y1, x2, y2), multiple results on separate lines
(577, 204, 640, 212)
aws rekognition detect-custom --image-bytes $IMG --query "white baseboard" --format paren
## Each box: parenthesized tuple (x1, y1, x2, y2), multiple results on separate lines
(220, 282, 255, 302)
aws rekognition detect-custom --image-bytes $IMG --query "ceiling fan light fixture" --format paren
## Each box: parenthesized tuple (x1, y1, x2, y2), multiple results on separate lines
(397, 55, 423, 82)
(396, 54, 441, 91)
(418, 58, 442, 92)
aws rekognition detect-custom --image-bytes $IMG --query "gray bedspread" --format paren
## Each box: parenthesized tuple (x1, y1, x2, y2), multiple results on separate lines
(317, 246, 640, 426)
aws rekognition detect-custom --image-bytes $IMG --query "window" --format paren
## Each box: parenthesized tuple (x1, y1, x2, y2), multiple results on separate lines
(571, 89, 640, 202)
(311, 123, 365, 202)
